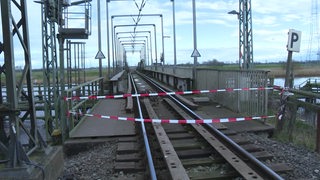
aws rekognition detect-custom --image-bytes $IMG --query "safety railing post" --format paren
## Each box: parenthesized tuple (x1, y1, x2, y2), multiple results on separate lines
(317, 110, 320, 153)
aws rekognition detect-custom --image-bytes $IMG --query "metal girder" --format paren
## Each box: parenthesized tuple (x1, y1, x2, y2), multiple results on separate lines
(0, 0, 46, 168)
(40, 0, 60, 139)
(239, 0, 253, 69)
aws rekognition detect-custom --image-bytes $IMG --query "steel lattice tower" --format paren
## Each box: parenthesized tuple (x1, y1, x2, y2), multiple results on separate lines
(307, 0, 320, 61)
(39, 0, 60, 139)
(239, 0, 253, 69)
(0, 0, 46, 168)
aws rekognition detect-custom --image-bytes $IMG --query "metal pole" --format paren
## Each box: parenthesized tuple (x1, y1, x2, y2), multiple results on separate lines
(149, 32, 153, 66)
(153, 25, 158, 70)
(111, 17, 115, 75)
(316, 110, 320, 153)
(161, 15, 164, 65)
(106, 0, 111, 78)
(97, 0, 103, 94)
(172, 0, 177, 73)
(192, 0, 198, 89)
(243, 2, 248, 69)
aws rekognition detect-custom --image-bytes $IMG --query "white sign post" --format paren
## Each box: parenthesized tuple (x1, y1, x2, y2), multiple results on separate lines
(287, 29, 302, 52)
(285, 29, 302, 88)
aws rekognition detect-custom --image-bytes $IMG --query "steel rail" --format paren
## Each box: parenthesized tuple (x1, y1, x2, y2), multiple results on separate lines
(137, 71, 284, 180)
(129, 73, 157, 180)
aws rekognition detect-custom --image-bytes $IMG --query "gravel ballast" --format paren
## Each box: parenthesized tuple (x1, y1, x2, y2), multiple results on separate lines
(60, 133, 320, 180)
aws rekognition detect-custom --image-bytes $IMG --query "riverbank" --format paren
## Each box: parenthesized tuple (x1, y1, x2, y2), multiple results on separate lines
(256, 64, 320, 78)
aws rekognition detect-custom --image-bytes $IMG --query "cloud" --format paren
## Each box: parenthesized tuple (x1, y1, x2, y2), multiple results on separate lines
(0, 0, 316, 70)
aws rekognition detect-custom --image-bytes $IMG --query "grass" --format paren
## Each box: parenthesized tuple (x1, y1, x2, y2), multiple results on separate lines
(198, 62, 320, 77)
(0, 68, 102, 85)
(273, 119, 317, 150)
(267, 97, 317, 151)
(267, 92, 317, 151)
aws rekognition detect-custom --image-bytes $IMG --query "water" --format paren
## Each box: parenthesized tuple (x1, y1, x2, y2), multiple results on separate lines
(273, 76, 320, 88)
(273, 77, 320, 126)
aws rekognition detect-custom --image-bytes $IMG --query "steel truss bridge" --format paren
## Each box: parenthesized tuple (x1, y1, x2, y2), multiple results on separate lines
(0, 0, 254, 175)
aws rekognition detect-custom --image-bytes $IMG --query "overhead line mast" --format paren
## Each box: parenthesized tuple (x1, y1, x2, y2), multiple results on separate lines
(307, 0, 320, 61)
(239, 0, 253, 69)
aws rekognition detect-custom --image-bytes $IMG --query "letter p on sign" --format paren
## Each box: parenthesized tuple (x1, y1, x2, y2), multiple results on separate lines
(287, 29, 302, 52)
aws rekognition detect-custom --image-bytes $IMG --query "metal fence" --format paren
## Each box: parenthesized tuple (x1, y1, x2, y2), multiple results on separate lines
(145, 66, 269, 116)
(196, 68, 269, 116)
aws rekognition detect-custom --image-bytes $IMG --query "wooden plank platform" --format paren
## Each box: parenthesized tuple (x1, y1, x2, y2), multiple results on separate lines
(69, 99, 135, 138)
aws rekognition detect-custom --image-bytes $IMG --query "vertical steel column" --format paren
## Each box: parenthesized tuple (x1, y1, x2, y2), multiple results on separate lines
(111, 17, 115, 75)
(20, 0, 38, 149)
(97, 0, 103, 94)
(160, 15, 164, 65)
(39, 0, 60, 140)
(1, 0, 20, 167)
(1, 0, 41, 167)
(316, 110, 320, 153)
(239, 0, 253, 69)
(192, 0, 198, 89)
(106, 0, 111, 78)
(58, 35, 66, 141)
(171, 0, 177, 73)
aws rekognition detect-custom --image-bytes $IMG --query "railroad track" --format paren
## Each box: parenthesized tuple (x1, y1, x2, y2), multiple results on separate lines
(114, 71, 290, 180)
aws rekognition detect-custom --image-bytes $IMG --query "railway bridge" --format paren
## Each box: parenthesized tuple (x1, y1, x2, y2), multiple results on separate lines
(1, 0, 320, 179)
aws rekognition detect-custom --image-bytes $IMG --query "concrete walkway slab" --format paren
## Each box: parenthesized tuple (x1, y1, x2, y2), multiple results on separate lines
(70, 99, 135, 138)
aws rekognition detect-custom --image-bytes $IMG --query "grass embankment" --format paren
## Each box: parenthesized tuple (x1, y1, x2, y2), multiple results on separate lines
(267, 117, 317, 150)
(255, 63, 320, 78)
(0, 68, 102, 85)
(199, 62, 320, 78)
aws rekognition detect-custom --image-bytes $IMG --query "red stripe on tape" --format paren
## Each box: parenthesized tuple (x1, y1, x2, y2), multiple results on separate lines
(179, 120, 187, 124)
(93, 114, 102, 118)
(175, 91, 184, 95)
(245, 117, 253, 120)
(123, 94, 132, 98)
(141, 93, 149, 97)
(229, 118, 237, 122)
(110, 116, 118, 120)
(88, 95, 97, 100)
(106, 95, 115, 99)
(160, 119, 169, 123)
(158, 92, 167, 96)
(192, 90, 201, 94)
(144, 119, 152, 123)
(196, 119, 204, 124)
(127, 117, 135, 121)
(226, 88, 234, 92)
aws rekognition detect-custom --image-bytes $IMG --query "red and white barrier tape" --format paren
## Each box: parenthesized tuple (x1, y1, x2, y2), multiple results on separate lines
(64, 86, 274, 101)
(68, 111, 275, 124)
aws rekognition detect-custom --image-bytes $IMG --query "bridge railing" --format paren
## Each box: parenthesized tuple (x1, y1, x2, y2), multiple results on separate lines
(145, 66, 269, 116)
(65, 77, 103, 132)
(196, 69, 269, 116)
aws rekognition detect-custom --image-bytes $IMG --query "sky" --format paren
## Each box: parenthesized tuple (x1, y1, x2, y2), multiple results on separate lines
(0, 0, 317, 68)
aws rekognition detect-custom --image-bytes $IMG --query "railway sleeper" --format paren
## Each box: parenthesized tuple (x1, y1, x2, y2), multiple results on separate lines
(181, 157, 226, 167)
(114, 161, 145, 173)
(268, 163, 293, 174)
(167, 132, 195, 139)
(187, 169, 238, 180)
(171, 139, 205, 150)
(227, 134, 251, 145)
(117, 142, 141, 154)
(177, 149, 213, 158)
